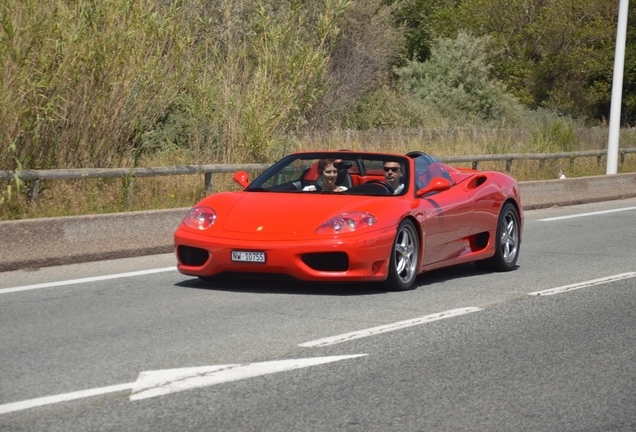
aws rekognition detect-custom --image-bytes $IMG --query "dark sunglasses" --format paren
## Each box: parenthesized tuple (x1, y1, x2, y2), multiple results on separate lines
(384, 166, 400, 172)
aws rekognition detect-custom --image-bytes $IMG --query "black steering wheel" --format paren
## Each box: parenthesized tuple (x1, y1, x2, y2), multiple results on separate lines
(364, 180, 394, 195)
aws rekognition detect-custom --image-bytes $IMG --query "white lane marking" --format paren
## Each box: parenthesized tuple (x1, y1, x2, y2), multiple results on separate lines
(0, 383, 134, 415)
(0, 267, 177, 295)
(528, 272, 636, 296)
(129, 354, 367, 400)
(298, 307, 482, 348)
(538, 206, 636, 222)
(0, 355, 366, 415)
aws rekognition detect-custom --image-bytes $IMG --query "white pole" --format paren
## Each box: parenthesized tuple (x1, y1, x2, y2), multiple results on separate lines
(607, 0, 629, 175)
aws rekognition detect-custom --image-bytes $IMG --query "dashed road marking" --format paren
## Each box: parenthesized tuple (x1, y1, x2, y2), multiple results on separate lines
(537, 206, 636, 222)
(528, 272, 636, 296)
(298, 307, 482, 348)
(0, 267, 177, 295)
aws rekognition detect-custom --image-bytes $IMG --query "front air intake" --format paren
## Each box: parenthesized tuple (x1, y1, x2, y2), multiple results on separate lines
(302, 252, 349, 271)
(178, 245, 209, 266)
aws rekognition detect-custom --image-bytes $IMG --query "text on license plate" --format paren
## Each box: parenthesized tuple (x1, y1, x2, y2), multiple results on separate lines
(231, 251, 266, 263)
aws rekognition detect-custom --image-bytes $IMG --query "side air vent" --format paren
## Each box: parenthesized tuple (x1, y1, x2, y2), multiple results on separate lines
(468, 176, 487, 189)
(472, 232, 490, 251)
(178, 245, 209, 266)
(302, 252, 349, 271)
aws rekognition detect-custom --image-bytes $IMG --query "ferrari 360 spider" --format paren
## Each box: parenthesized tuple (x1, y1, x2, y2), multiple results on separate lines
(174, 151, 523, 290)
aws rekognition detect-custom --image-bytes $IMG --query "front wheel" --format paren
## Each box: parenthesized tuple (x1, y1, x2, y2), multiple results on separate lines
(477, 202, 520, 271)
(386, 220, 419, 291)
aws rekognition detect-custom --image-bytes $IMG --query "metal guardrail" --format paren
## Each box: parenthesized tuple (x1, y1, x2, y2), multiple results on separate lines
(442, 149, 636, 171)
(2, 149, 635, 203)
(0, 163, 270, 203)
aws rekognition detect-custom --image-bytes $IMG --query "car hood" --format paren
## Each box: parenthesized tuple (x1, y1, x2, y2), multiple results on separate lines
(220, 192, 376, 235)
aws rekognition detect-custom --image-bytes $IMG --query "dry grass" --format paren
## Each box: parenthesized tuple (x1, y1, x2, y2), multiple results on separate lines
(295, 126, 617, 154)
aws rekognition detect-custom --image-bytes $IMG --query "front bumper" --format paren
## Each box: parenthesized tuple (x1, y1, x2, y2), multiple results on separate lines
(174, 226, 396, 282)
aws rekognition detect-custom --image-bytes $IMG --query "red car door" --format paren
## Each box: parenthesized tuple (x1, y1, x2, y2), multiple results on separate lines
(419, 187, 475, 265)
(468, 178, 507, 237)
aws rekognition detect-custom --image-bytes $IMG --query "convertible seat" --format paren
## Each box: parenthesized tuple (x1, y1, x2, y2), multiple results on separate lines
(336, 168, 353, 188)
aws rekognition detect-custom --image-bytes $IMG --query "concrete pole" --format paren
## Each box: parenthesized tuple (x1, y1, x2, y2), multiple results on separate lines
(607, 0, 629, 174)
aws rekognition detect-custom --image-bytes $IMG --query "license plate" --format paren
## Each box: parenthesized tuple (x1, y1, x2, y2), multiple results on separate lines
(231, 251, 266, 263)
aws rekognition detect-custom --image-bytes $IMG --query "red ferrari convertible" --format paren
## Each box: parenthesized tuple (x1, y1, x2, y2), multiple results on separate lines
(174, 151, 523, 290)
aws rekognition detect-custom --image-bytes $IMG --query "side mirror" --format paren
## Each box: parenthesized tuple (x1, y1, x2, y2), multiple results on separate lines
(416, 177, 452, 197)
(233, 171, 249, 188)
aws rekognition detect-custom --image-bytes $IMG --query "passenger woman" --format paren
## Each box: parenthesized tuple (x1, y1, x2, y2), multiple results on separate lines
(303, 159, 348, 192)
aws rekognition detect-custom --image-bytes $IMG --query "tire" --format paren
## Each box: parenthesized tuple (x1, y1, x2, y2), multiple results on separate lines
(477, 202, 520, 271)
(386, 220, 419, 291)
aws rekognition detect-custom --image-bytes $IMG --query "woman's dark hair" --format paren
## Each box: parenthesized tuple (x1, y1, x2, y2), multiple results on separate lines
(317, 158, 336, 174)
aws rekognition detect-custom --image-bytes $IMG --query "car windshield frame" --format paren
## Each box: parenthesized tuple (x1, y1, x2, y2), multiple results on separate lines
(245, 152, 411, 197)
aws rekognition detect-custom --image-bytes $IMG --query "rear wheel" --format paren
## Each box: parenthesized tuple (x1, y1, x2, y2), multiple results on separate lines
(476, 202, 520, 271)
(386, 220, 419, 291)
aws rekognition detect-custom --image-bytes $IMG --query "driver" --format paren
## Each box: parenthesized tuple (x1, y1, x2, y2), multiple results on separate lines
(383, 161, 404, 194)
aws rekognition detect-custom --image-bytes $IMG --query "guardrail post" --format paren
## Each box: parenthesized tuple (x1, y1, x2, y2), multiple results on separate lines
(569, 156, 576, 168)
(472, 161, 479, 170)
(506, 159, 513, 172)
(205, 172, 214, 195)
(124, 176, 135, 206)
(28, 179, 40, 204)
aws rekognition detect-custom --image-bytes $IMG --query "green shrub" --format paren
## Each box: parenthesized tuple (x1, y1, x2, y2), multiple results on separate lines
(395, 32, 523, 126)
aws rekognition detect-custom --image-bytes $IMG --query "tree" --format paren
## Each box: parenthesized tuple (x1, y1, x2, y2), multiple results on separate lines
(433, 0, 618, 121)
(383, 0, 450, 63)
(305, 0, 404, 128)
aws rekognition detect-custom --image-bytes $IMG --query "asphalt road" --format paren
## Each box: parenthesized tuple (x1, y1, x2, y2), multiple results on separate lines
(1, 198, 635, 431)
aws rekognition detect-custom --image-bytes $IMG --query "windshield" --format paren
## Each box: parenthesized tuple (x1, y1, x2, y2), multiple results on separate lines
(246, 152, 410, 196)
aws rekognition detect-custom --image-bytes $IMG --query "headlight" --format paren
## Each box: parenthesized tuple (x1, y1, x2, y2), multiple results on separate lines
(316, 212, 377, 234)
(183, 206, 217, 230)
